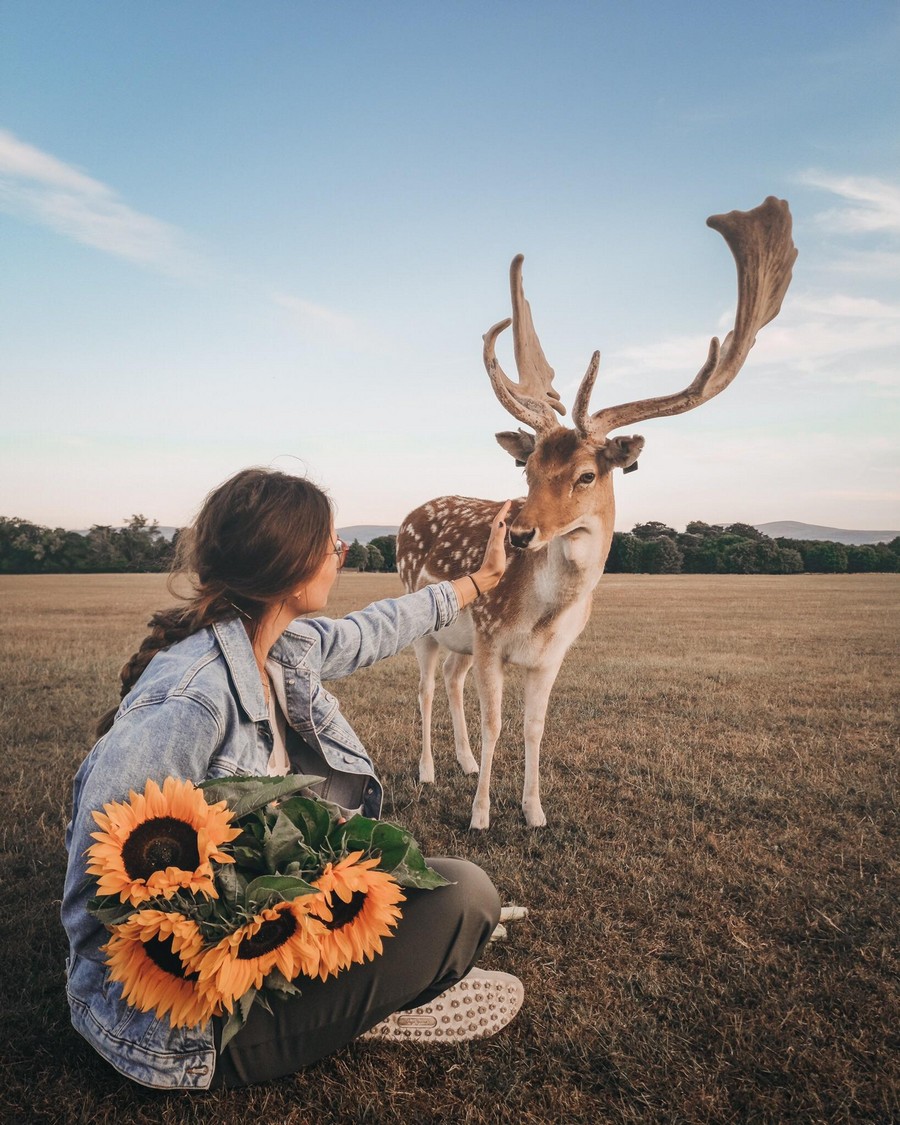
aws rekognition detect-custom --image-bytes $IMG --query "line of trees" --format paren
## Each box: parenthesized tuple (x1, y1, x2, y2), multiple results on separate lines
(2, 516, 898, 576)
(606, 522, 900, 575)
(0, 515, 176, 574)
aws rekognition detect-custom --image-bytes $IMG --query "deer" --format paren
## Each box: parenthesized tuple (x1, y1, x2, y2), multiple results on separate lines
(397, 197, 797, 830)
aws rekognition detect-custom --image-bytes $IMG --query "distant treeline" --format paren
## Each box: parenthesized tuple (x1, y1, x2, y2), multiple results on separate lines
(606, 522, 900, 574)
(0, 515, 176, 574)
(0, 517, 402, 575)
(2, 515, 898, 575)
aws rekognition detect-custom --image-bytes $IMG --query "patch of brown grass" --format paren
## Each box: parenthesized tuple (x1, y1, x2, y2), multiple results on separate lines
(0, 573, 897, 1123)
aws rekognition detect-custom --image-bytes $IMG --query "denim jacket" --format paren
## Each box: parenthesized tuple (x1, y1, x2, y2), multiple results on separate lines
(61, 582, 460, 1089)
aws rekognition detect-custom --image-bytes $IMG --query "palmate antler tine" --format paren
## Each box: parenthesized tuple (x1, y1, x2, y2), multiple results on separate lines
(483, 319, 559, 433)
(509, 255, 566, 419)
(482, 255, 565, 435)
(583, 197, 797, 441)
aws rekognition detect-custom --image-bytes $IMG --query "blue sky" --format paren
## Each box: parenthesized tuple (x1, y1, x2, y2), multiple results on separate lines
(2, 1, 898, 533)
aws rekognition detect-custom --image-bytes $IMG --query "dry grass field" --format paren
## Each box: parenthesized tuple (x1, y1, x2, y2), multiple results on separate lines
(1, 572, 897, 1124)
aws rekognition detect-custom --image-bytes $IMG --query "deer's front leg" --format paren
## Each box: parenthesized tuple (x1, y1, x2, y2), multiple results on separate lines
(443, 651, 477, 774)
(469, 649, 504, 830)
(413, 635, 441, 784)
(521, 661, 564, 828)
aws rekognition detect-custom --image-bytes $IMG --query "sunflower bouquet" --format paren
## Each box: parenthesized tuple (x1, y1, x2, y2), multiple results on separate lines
(84, 773, 448, 1047)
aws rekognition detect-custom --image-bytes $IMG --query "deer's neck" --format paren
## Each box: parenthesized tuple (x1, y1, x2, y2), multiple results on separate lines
(525, 515, 612, 613)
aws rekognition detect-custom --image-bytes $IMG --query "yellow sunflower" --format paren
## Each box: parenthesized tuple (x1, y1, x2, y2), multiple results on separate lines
(309, 851, 405, 980)
(86, 776, 240, 906)
(196, 897, 325, 1012)
(102, 909, 220, 1029)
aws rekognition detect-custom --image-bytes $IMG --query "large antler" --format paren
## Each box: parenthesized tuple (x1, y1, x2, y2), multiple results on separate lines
(483, 254, 566, 434)
(572, 196, 797, 441)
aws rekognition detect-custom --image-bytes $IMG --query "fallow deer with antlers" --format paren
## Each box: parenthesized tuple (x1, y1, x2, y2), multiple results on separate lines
(398, 197, 797, 829)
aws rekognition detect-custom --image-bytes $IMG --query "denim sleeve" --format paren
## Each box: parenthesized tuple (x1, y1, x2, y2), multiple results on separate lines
(305, 581, 460, 682)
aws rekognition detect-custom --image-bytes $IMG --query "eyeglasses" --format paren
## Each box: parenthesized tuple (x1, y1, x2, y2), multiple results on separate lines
(332, 537, 350, 568)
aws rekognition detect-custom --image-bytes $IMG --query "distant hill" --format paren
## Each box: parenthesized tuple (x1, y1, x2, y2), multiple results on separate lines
(754, 522, 899, 546)
(337, 524, 400, 545)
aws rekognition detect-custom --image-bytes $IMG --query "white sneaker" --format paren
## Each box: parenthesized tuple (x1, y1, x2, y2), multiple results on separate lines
(359, 968, 524, 1044)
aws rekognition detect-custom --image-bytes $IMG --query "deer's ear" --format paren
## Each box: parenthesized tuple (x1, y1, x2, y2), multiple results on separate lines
(496, 429, 536, 466)
(598, 435, 644, 471)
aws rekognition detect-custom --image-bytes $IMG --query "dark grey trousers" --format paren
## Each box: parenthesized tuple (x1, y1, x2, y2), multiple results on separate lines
(210, 858, 501, 1087)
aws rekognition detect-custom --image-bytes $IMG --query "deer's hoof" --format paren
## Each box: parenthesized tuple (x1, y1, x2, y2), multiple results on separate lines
(523, 804, 547, 828)
(457, 754, 479, 775)
(418, 767, 435, 785)
(469, 805, 490, 831)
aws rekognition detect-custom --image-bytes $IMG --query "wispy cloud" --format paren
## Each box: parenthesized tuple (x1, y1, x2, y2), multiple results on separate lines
(273, 294, 359, 336)
(0, 128, 198, 274)
(605, 291, 900, 391)
(798, 171, 900, 234)
(272, 292, 395, 355)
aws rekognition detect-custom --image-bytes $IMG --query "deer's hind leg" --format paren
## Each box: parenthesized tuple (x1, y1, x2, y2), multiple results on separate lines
(413, 634, 441, 784)
(443, 651, 478, 775)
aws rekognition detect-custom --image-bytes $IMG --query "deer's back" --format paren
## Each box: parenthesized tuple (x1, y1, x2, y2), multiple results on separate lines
(398, 496, 523, 592)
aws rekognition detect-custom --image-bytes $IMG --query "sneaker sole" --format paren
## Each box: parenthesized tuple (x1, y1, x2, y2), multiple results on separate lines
(359, 970, 524, 1043)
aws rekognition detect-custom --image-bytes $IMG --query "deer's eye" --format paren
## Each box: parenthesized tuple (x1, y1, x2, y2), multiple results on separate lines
(577, 471, 596, 485)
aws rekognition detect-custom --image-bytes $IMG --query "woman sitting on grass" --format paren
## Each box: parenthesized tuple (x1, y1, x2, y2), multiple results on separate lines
(61, 467, 521, 1090)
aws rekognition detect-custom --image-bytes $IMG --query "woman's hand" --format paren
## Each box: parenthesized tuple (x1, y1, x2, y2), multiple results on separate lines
(474, 500, 512, 591)
(451, 501, 511, 607)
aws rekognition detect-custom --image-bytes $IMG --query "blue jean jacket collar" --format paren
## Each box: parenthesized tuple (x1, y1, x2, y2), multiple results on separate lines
(211, 616, 273, 723)
(213, 616, 320, 725)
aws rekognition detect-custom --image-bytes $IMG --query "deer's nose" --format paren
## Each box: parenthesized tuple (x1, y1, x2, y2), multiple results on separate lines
(510, 528, 536, 550)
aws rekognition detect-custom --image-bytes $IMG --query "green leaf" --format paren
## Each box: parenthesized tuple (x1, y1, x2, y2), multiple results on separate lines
(254, 991, 274, 1016)
(325, 816, 450, 890)
(370, 823, 451, 890)
(262, 967, 302, 997)
(86, 895, 136, 926)
(235, 815, 268, 844)
(228, 844, 268, 871)
(214, 863, 248, 906)
(328, 813, 377, 853)
(245, 874, 320, 909)
(389, 858, 453, 891)
(263, 809, 319, 871)
(199, 774, 325, 817)
(218, 987, 258, 1052)
(238, 987, 257, 1024)
(277, 795, 333, 847)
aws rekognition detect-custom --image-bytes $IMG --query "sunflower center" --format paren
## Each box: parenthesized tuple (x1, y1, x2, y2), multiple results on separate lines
(237, 912, 297, 959)
(323, 891, 367, 931)
(121, 816, 201, 880)
(143, 934, 198, 982)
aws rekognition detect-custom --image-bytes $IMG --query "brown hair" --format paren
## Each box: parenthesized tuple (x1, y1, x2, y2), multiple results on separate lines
(95, 467, 333, 737)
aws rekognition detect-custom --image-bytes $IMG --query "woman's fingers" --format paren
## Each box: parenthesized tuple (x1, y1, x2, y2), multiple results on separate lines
(480, 501, 512, 578)
(487, 500, 512, 546)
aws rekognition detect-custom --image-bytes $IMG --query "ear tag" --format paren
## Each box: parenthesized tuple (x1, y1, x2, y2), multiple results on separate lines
(623, 461, 639, 474)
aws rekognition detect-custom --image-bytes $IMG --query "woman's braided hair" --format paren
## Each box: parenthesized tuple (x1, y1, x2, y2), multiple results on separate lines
(95, 467, 333, 737)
